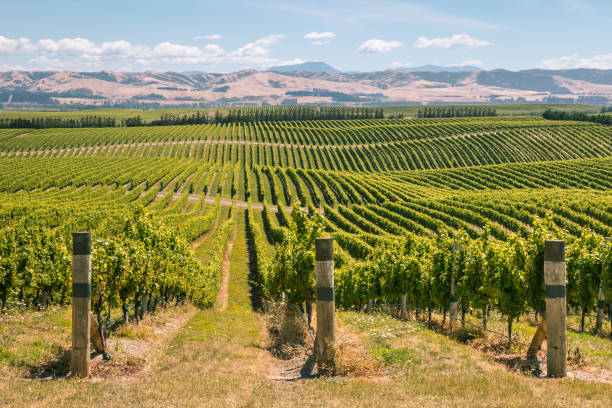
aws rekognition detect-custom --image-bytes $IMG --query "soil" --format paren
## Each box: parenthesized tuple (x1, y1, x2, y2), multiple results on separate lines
(214, 220, 236, 312)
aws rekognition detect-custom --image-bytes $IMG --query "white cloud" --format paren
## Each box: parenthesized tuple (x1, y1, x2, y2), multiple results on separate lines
(38, 37, 97, 54)
(356, 39, 402, 54)
(304, 32, 336, 46)
(536, 53, 612, 70)
(98, 40, 147, 56)
(413, 33, 491, 49)
(274, 58, 307, 66)
(304, 32, 336, 40)
(0, 33, 288, 71)
(193, 34, 222, 40)
(0, 35, 36, 54)
(152, 42, 222, 58)
(230, 34, 284, 57)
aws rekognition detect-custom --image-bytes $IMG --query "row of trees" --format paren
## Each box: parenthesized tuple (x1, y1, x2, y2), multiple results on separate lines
(135, 107, 386, 127)
(543, 109, 612, 125)
(0, 116, 117, 129)
(1, 107, 388, 129)
(417, 106, 497, 118)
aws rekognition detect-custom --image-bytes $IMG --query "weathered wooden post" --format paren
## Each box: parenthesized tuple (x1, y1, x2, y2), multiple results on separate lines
(315, 237, 335, 367)
(544, 240, 567, 378)
(449, 242, 460, 332)
(72, 232, 91, 378)
(596, 237, 611, 333)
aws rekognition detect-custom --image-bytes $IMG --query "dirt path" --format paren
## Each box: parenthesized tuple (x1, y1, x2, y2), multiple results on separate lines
(214, 218, 236, 312)
(190, 205, 220, 251)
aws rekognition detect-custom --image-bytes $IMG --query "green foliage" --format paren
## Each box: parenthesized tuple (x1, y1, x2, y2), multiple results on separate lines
(263, 205, 324, 304)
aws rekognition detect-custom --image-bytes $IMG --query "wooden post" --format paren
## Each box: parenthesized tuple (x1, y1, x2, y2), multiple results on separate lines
(315, 237, 335, 367)
(544, 240, 567, 378)
(72, 232, 91, 378)
(450, 242, 460, 332)
(596, 237, 611, 333)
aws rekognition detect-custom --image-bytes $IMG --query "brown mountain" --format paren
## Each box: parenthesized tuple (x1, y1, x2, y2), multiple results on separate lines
(1, 68, 611, 106)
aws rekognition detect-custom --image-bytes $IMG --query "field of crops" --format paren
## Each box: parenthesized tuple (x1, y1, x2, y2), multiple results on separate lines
(1, 114, 611, 307)
(0, 114, 610, 366)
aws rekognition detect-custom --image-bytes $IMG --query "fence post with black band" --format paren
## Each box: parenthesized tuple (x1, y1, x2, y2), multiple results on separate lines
(544, 240, 567, 378)
(72, 232, 91, 378)
(450, 242, 460, 332)
(315, 237, 335, 367)
(596, 237, 611, 334)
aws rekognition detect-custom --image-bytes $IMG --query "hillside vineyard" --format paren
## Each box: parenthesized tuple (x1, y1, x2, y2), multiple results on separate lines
(0, 116, 611, 326)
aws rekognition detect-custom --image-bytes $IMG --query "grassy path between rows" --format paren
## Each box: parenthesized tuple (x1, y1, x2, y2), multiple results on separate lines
(1, 209, 610, 407)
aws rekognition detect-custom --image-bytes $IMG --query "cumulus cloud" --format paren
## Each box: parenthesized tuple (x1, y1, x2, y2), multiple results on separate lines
(0, 34, 286, 70)
(356, 39, 402, 54)
(0, 35, 36, 54)
(536, 53, 612, 70)
(304, 32, 335, 40)
(37, 37, 97, 54)
(304, 32, 336, 46)
(230, 34, 284, 57)
(413, 33, 491, 49)
(193, 34, 222, 40)
(274, 58, 307, 66)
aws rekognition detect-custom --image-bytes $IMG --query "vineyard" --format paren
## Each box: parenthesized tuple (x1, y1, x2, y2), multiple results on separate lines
(0, 112, 611, 404)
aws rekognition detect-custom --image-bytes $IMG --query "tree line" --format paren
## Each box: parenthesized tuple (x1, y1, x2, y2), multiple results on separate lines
(417, 106, 497, 118)
(1, 107, 387, 129)
(0, 115, 117, 129)
(542, 109, 612, 125)
(138, 106, 385, 127)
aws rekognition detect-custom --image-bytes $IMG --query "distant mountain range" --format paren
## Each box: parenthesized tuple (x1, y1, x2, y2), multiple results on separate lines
(1, 63, 611, 107)
(267, 61, 341, 73)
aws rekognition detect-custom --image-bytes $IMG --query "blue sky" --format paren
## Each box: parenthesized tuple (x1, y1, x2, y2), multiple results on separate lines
(0, 0, 610, 72)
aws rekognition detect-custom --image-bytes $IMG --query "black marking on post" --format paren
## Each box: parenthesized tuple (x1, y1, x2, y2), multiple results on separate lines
(73, 232, 91, 255)
(544, 240, 565, 262)
(599, 300, 606, 308)
(315, 238, 333, 261)
(450, 295, 458, 303)
(545, 285, 566, 299)
(317, 286, 335, 302)
(72, 282, 91, 298)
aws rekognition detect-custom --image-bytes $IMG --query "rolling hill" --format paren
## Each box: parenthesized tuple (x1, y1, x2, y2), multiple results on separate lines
(0, 67, 611, 107)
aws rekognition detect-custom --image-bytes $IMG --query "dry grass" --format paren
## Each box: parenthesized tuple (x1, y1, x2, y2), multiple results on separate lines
(2, 215, 612, 407)
(261, 299, 310, 360)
